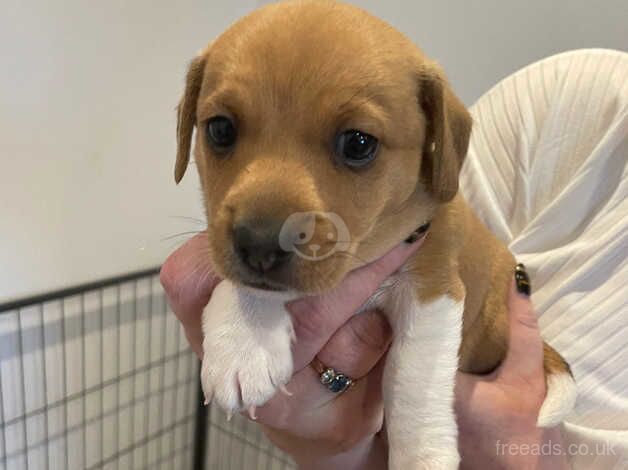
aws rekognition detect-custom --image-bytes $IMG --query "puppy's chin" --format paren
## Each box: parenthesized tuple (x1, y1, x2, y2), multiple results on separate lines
(211, 252, 354, 296)
(237, 283, 298, 302)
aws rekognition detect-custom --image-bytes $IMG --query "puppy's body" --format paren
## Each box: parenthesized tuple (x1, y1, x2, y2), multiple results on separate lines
(174, 1, 575, 467)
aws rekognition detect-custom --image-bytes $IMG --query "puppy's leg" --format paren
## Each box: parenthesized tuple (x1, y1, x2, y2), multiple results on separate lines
(200, 281, 295, 415)
(383, 283, 464, 470)
(538, 343, 577, 427)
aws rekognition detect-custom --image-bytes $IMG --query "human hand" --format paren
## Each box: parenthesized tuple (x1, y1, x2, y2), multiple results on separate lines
(161, 236, 568, 470)
(160, 233, 424, 469)
(455, 276, 569, 469)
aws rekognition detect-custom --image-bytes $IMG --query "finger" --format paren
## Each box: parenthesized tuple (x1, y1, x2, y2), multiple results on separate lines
(499, 273, 544, 379)
(317, 309, 392, 380)
(288, 236, 425, 371)
(255, 311, 390, 425)
(160, 233, 221, 353)
(322, 356, 388, 443)
(260, 360, 387, 452)
(184, 328, 204, 359)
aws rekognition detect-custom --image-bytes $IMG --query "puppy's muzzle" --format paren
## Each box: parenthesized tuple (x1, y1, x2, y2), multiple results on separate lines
(233, 218, 293, 275)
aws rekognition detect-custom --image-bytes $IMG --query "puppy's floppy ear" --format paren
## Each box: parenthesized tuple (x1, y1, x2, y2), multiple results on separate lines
(418, 64, 472, 202)
(175, 54, 206, 184)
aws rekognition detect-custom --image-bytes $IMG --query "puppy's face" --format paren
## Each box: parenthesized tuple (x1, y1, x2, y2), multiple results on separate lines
(175, 1, 471, 293)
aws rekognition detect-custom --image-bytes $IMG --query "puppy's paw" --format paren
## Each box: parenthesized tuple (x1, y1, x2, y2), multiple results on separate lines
(537, 371, 577, 427)
(200, 281, 294, 414)
(200, 331, 293, 413)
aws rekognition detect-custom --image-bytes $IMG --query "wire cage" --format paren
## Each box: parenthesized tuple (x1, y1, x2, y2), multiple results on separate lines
(0, 270, 295, 470)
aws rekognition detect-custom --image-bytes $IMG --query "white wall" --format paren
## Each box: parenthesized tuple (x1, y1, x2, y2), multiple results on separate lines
(1, 0, 626, 303)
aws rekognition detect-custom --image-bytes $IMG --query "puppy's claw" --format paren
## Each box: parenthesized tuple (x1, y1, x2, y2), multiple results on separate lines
(279, 384, 293, 397)
(226, 411, 233, 422)
(248, 405, 257, 420)
(290, 329, 297, 344)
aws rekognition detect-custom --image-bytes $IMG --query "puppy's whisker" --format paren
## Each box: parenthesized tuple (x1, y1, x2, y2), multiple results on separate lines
(174, 245, 215, 288)
(168, 215, 207, 225)
(161, 230, 205, 242)
(334, 251, 371, 266)
(317, 238, 384, 250)
(179, 260, 212, 288)
(195, 264, 217, 293)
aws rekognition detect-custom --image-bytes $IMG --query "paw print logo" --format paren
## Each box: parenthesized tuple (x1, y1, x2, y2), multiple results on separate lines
(279, 212, 350, 261)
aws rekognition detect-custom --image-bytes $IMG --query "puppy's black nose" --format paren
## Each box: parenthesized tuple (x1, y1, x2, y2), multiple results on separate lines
(233, 220, 293, 274)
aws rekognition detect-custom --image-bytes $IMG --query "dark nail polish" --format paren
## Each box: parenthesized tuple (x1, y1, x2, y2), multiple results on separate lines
(515, 263, 531, 296)
(405, 232, 419, 244)
(405, 221, 431, 244)
(417, 221, 431, 234)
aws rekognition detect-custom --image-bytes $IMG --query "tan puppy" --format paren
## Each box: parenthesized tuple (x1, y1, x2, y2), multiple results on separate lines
(174, 1, 576, 467)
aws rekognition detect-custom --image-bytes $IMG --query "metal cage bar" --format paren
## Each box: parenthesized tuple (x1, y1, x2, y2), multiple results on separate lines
(0, 269, 295, 470)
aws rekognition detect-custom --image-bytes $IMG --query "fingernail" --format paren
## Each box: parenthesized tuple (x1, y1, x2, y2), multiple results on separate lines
(405, 222, 431, 244)
(404, 233, 419, 243)
(279, 384, 293, 397)
(515, 263, 531, 296)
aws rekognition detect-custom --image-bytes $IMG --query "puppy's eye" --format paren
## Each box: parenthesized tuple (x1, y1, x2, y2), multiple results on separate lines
(206, 116, 237, 151)
(335, 130, 379, 168)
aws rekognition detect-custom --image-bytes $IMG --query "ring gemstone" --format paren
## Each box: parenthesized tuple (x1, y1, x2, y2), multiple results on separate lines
(329, 374, 352, 393)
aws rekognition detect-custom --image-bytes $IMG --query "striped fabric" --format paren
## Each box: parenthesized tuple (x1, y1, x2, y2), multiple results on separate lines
(460, 49, 628, 469)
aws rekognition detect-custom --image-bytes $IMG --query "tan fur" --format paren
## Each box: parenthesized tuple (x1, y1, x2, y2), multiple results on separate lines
(174, 0, 570, 400)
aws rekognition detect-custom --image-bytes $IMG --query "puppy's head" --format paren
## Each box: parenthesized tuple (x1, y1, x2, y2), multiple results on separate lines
(175, 0, 471, 293)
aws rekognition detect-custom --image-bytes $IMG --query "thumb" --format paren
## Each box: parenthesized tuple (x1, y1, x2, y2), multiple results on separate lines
(499, 265, 544, 380)
(160, 233, 220, 318)
(160, 233, 221, 357)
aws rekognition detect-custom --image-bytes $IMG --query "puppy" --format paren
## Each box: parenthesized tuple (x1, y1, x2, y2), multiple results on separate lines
(173, 1, 576, 467)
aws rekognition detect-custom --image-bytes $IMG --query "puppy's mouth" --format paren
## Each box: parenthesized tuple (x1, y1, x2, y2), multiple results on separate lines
(241, 278, 288, 292)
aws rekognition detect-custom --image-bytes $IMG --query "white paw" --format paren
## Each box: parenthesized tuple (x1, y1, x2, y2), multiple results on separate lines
(200, 281, 295, 414)
(537, 372, 577, 427)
